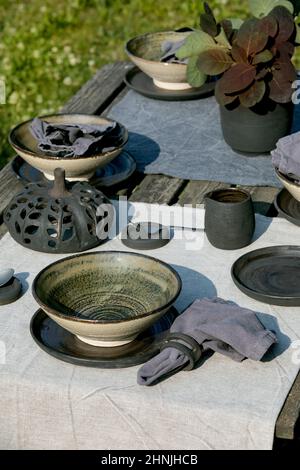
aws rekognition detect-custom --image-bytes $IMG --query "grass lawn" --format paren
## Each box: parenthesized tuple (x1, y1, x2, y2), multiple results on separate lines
(0, 0, 297, 168)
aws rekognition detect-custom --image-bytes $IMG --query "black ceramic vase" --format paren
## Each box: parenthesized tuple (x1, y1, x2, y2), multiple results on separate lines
(205, 188, 255, 250)
(220, 102, 293, 154)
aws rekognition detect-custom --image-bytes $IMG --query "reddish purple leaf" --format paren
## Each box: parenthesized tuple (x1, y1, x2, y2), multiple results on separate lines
(259, 15, 278, 38)
(220, 63, 256, 94)
(271, 6, 295, 45)
(236, 19, 269, 57)
(215, 79, 238, 106)
(197, 48, 234, 75)
(273, 58, 297, 82)
(231, 44, 249, 64)
(239, 81, 266, 108)
(269, 68, 294, 103)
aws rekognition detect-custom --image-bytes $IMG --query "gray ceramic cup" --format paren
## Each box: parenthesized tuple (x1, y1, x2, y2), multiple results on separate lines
(204, 188, 255, 250)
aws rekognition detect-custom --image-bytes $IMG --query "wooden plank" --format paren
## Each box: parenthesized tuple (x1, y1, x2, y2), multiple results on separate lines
(129, 174, 185, 204)
(178, 180, 230, 206)
(276, 373, 300, 440)
(61, 61, 132, 114)
(236, 185, 279, 216)
(0, 163, 24, 218)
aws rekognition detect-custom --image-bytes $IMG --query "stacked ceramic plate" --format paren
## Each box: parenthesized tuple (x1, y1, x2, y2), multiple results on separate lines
(275, 169, 300, 226)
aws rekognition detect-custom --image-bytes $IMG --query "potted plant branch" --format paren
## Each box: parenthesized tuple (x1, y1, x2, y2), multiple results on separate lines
(177, 0, 299, 154)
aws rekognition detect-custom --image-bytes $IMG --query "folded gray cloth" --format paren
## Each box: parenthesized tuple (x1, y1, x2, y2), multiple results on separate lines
(30, 118, 123, 158)
(160, 39, 187, 64)
(271, 132, 300, 182)
(137, 298, 277, 386)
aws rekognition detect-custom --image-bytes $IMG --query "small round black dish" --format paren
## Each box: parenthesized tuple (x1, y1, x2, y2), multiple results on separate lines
(11, 150, 136, 188)
(274, 189, 300, 227)
(231, 246, 300, 306)
(0, 277, 22, 306)
(124, 68, 216, 101)
(30, 307, 178, 368)
(121, 222, 171, 250)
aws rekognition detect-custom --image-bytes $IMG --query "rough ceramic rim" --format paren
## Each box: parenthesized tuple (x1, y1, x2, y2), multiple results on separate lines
(125, 31, 187, 68)
(32, 251, 182, 324)
(231, 245, 300, 303)
(9, 113, 129, 161)
(205, 187, 251, 205)
(275, 167, 300, 188)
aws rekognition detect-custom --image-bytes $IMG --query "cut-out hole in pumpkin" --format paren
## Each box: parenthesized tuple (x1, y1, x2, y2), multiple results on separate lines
(47, 228, 58, 238)
(25, 225, 39, 235)
(87, 223, 95, 236)
(17, 197, 28, 204)
(10, 204, 17, 211)
(62, 227, 73, 241)
(20, 209, 27, 220)
(63, 215, 72, 224)
(48, 240, 56, 248)
(48, 215, 57, 224)
(36, 203, 47, 210)
(24, 238, 31, 244)
(15, 222, 21, 234)
(51, 205, 59, 213)
(29, 212, 41, 220)
(5, 212, 11, 221)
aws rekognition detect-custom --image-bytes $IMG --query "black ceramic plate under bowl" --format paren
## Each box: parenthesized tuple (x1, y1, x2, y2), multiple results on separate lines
(124, 68, 216, 101)
(30, 307, 178, 368)
(11, 150, 136, 188)
(231, 246, 300, 306)
(274, 189, 300, 227)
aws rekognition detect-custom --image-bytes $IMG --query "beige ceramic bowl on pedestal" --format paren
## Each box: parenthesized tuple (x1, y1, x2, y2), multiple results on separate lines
(9, 114, 128, 182)
(125, 31, 191, 90)
(33, 251, 182, 348)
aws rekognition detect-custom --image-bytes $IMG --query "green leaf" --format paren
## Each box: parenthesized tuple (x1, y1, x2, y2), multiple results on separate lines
(197, 48, 234, 75)
(239, 81, 266, 107)
(248, 0, 294, 18)
(176, 30, 219, 60)
(229, 18, 244, 30)
(215, 27, 232, 48)
(252, 50, 274, 64)
(187, 56, 207, 87)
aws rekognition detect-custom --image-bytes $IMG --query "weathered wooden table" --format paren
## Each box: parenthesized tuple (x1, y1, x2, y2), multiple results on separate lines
(0, 61, 299, 448)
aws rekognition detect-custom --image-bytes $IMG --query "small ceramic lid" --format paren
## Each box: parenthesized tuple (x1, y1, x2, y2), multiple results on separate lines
(121, 222, 171, 250)
(0, 276, 22, 306)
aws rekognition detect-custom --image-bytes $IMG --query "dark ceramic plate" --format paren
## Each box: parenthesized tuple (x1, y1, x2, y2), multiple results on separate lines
(30, 307, 178, 368)
(124, 68, 216, 101)
(274, 189, 300, 227)
(231, 246, 300, 306)
(11, 150, 136, 188)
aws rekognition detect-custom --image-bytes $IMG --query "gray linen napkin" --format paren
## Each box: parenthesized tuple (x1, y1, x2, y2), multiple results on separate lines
(137, 298, 277, 386)
(160, 39, 188, 64)
(30, 117, 123, 158)
(271, 132, 300, 182)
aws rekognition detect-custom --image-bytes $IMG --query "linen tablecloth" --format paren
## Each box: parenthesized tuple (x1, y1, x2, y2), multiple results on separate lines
(1, 208, 300, 450)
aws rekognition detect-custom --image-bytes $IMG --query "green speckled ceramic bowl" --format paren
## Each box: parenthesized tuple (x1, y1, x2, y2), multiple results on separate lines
(125, 31, 191, 90)
(33, 251, 182, 347)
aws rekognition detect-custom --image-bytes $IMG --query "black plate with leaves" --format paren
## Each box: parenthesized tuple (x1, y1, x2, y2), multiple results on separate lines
(30, 307, 178, 368)
(124, 68, 216, 101)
